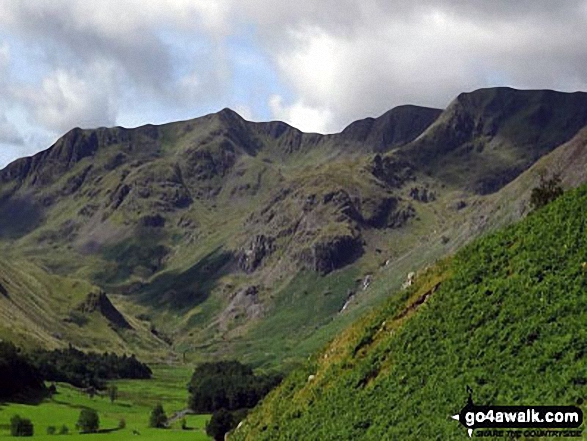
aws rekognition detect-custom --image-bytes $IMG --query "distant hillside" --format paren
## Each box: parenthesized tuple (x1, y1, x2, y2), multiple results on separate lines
(232, 182, 587, 440)
(0, 258, 166, 357)
(1, 87, 587, 365)
(402, 87, 587, 193)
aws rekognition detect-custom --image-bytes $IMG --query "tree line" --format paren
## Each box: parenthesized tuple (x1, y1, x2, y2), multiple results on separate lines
(0, 341, 152, 402)
(29, 345, 152, 389)
(187, 360, 282, 440)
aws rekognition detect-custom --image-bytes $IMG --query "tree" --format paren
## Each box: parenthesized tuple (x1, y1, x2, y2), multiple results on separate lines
(108, 384, 118, 404)
(76, 408, 100, 433)
(206, 409, 234, 441)
(86, 386, 97, 399)
(10, 415, 34, 437)
(149, 403, 167, 428)
(0, 342, 45, 401)
(530, 171, 563, 211)
(188, 361, 282, 413)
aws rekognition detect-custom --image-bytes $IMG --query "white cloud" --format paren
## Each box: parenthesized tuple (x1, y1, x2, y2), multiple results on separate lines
(0, 114, 24, 145)
(269, 94, 334, 133)
(0, 42, 9, 68)
(0, 0, 587, 166)
(233, 104, 254, 121)
(15, 64, 118, 133)
(259, 1, 587, 129)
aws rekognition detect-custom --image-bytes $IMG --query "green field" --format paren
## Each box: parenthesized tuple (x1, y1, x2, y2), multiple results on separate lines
(0, 365, 211, 440)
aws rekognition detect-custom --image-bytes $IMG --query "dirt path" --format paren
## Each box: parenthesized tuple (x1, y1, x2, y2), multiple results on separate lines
(167, 408, 193, 426)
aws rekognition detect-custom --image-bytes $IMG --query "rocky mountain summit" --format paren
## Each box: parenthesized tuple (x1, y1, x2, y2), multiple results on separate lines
(2, 87, 587, 363)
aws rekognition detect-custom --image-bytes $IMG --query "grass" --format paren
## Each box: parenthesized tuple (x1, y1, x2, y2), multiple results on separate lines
(234, 183, 587, 440)
(0, 365, 211, 440)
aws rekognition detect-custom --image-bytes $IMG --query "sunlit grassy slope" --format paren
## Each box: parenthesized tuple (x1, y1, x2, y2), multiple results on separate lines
(233, 183, 587, 440)
(0, 257, 169, 358)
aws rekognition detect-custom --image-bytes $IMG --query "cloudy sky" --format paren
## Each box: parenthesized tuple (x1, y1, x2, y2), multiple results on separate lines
(1, 1, 587, 167)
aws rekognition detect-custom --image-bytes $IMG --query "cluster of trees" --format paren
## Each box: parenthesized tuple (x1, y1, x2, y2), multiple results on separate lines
(9, 408, 98, 437)
(187, 361, 281, 440)
(29, 345, 152, 389)
(10, 416, 34, 437)
(188, 361, 281, 412)
(0, 341, 151, 402)
(0, 342, 45, 401)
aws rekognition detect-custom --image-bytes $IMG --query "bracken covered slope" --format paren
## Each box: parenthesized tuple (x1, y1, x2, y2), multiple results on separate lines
(232, 182, 587, 440)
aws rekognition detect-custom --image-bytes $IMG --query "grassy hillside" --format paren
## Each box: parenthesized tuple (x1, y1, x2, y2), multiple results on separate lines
(0, 258, 168, 358)
(233, 182, 587, 440)
(0, 365, 210, 440)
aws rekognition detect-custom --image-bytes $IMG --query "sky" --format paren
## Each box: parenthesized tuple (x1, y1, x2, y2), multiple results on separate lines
(1, 0, 587, 168)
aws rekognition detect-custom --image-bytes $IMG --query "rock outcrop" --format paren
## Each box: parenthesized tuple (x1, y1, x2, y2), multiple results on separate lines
(76, 291, 132, 329)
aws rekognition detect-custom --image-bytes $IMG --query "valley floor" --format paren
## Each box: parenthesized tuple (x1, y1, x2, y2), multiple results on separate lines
(0, 365, 210, 440)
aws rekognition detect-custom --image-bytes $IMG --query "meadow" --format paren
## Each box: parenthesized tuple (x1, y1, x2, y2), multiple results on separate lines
(0, 365, 211, 440)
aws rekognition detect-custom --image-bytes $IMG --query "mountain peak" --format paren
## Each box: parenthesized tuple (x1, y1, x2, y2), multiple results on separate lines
(216, 107, 244, 123)
(339, 104, 441, 151)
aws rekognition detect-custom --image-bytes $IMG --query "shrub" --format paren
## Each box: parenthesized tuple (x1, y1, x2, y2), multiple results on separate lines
(149, 403, 167, 428)
(108, 384, 118, 403)
(530, 171, 563, 211)
(59, 425, 69, 435)
(10, 415, 34, 437)
(46, 425, 56, 435)
(118, 418, 126, 429)
(76, 408, 99, 433)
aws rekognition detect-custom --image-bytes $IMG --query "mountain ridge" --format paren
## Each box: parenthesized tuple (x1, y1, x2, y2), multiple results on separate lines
(1, 86, 587, 366)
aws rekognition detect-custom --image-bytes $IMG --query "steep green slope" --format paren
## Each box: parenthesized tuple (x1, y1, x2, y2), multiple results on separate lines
(0, 258, 167, 357)
(233, 183, 587, 440)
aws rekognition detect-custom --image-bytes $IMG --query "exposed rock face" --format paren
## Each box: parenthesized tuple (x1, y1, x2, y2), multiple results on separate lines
(409, 187, 435, 202)
(361, 197, 398, 228)
(1, 88, 586, 348)
(369, 154, 415, 188)
(238, 235, 275, 273)
(140, 214, 166, 228)
(220, 285, 264, 330)
(0, 282, 8, 298)
(388, 205, 416, 228)
(298, 234, 363, 275)
(452, 200, 467, 210)
(76, 291, 132, 329)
